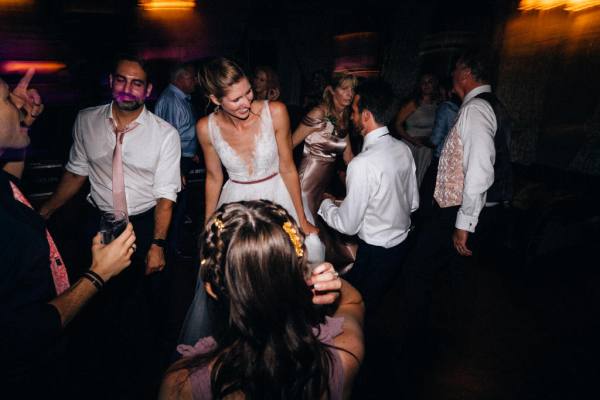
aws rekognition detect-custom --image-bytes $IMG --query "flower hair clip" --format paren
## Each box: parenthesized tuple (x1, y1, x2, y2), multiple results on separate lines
(282, 221, 304, 258)
(213, 218, 224, 231)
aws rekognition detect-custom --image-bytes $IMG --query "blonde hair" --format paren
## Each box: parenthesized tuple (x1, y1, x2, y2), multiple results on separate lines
(198, 57, 246, 100)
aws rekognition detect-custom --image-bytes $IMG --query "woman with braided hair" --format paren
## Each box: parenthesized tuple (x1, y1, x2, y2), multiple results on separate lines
(160, 200, 364, 400)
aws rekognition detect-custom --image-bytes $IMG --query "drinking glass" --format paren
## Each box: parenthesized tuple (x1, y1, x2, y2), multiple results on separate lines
(99, 210, 128, 244)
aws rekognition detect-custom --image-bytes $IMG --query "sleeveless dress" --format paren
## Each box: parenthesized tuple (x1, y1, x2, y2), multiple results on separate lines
(405, 102, 437, 187)
(177, 102, 325, 347)
(176, 316, 346, 400)
(209, 101, 324, 263)
(298, 115, 357, 272)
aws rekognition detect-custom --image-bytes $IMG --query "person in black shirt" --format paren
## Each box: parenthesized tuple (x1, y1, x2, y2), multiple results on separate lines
(0, 70, 136, 396)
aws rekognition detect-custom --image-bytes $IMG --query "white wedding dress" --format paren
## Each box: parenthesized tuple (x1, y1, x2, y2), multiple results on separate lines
(208, 100, 324, 263)
(177, 102, 324, 346)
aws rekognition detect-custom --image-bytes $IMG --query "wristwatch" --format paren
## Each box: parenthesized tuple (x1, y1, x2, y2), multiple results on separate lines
(151, 238, 167, 248)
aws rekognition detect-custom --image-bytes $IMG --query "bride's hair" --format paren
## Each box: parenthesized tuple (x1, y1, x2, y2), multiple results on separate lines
(173, 200, 334, 399)
(198, 57, 246, 100)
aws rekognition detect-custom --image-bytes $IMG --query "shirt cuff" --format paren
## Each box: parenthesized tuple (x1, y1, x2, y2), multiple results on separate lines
(455, 209, 478, 233)
(317, 198, 336, 219)
(153, 189, 179, 203)
(64, 163, 89, 177)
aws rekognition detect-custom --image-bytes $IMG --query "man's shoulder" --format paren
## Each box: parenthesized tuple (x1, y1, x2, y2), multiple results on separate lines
(145, 110, 179, 136)
(77, 103, 110, 119)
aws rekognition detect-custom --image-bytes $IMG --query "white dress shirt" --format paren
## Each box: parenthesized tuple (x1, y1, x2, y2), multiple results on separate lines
(318, 127, 419, 248)
(450, 85, 497, 232)
(66, 103, 181, 215)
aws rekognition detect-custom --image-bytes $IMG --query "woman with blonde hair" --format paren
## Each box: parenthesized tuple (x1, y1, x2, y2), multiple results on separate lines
(292, 72, 358, 271)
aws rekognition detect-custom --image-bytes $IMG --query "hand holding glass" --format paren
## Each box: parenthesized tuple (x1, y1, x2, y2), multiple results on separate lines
(99, 211, 128, 244)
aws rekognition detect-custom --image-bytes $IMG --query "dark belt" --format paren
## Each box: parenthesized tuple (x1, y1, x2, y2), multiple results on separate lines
(87, 200, 154, 221)
(230, 172, 278, 185)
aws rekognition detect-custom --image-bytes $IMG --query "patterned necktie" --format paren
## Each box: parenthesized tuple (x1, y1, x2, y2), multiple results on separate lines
(111, 121, 139, 216)
(10, 181, 70, 295)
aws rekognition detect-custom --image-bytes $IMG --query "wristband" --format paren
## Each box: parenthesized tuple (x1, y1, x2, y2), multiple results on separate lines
(152, 238, 167, 248)
(82, 271, 105, 291)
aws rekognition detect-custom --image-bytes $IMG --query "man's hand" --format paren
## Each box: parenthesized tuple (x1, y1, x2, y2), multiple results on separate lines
(90, 223, 136, 281)
(322, 192, 336, 202)
(307, 262, 342, 305)
(10, 68, 44, 127)
(145, 244, 166, 275)
(452, 228, 472, 256)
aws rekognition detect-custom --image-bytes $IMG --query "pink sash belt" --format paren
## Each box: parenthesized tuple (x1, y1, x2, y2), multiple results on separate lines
(230, 172, 278, 185)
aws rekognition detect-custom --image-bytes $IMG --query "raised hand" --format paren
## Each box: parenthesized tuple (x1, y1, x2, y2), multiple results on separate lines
(9, 68, 44, 127)
(307, 262, 342, 305)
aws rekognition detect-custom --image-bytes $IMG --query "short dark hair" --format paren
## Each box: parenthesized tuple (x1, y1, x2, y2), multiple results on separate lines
(112, 54, 150, 82)
(456, 50, 491, 83)
(170, 62, 195, 82)
(355, 78, 397, 126)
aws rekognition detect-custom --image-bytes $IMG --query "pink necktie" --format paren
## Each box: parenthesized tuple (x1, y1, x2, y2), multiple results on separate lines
(111, 122, 138, 216)
(10, 181, 70, 295)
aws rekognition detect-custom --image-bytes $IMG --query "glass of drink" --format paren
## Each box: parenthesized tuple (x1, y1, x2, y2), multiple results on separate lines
(99, 210, 128, 244)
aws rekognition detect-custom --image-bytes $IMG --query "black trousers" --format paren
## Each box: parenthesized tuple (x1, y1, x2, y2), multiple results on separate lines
(68, 204, 170, 398)
(400, 203, 505, 344)
(344, 237, 410, 317)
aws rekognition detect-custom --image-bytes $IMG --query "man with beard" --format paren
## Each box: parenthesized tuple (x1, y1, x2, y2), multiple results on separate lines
(40, 55, 181, 397)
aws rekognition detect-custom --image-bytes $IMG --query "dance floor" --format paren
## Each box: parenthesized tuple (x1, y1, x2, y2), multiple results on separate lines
(45, 163, 598, 399)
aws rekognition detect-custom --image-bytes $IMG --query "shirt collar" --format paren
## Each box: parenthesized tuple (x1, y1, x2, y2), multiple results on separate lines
(463, 84, 492, 104)
(362, 126, 390, 151)
(106, 102, 149, 128)
(168, 83, 191, 101)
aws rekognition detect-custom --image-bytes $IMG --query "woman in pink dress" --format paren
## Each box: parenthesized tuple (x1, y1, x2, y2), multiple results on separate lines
(292, 72, 358, 272)
(160, 200, 364, 400)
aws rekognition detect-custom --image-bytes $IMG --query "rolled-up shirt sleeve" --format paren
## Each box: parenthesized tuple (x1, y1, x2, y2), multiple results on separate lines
(456, 100, 496, 232)
(65, 114, 89, 176)
(318, 159, 369, 236)
(152, 128, 181, 202)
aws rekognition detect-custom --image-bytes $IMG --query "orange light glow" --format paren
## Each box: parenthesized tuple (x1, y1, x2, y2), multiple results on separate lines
(519, 0, 600, 11)
(139, 0, 196, 10)
(0, 61, 66, 74)
(0, 0, 34, 5)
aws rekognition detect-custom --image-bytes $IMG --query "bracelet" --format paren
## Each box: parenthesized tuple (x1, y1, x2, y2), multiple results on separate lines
(82, 271, 105, 291)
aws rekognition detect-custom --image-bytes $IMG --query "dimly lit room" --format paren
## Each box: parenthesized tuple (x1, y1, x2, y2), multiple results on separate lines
(1, 0, 599, 399)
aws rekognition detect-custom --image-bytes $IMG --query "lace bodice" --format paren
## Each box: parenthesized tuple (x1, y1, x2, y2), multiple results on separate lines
(208, 101, 279, 182)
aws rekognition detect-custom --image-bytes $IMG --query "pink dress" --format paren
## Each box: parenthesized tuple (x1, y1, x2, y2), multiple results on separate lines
(298, 114, 357, 272)
(177, 316, 346, 400)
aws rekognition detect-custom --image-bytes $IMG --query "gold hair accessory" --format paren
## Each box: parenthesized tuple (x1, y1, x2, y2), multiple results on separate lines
(214, 218, 224, 231)
(282, 221, 304, 258)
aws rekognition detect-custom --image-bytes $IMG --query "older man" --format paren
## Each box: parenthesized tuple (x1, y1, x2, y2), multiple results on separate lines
(400, 51, 512, 384)
(155, 62, 198, 256)
(39, 55, 181, 396)
(0, 71, 135, 395)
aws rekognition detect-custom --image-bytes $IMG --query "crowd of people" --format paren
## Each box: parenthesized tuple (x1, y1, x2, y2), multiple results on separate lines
(0, 49, 512, 399)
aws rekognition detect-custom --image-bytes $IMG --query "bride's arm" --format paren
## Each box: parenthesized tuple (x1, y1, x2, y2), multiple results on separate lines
(197, 117, 223, 224)
(270, 101, 318, 235)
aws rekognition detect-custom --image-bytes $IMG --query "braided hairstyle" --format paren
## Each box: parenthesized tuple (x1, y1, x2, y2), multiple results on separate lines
(179, 200, 333, 399)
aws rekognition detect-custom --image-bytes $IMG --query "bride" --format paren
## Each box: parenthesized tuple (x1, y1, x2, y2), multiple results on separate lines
(178, 57, 325, 344)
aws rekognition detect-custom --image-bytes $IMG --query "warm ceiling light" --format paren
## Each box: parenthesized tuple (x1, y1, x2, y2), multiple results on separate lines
(0, 61, 66, 74)
(139, 0, 196, 10)
(519, 0, 600, 11)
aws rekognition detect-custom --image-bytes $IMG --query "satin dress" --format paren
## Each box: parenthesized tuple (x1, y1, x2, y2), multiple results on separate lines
(298, 114, 357, 272)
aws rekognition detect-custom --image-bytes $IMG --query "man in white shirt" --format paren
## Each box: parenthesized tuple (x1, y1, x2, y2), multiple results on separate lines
(400, 51, 512, 378)
(319, 79, 419, 314)
(39, 55, 181, 397)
